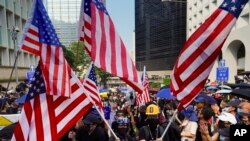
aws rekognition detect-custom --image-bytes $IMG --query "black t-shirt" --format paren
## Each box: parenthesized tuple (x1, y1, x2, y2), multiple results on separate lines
(139, 125, 165, 141)
(76, 126, 107, 141)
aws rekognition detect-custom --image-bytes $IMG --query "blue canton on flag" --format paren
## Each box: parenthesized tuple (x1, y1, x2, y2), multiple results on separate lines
(31, 0, 60, 46)
(25, 64, 46, 101)
(88, 64, 98, 85)
(219, 0, 248, 18)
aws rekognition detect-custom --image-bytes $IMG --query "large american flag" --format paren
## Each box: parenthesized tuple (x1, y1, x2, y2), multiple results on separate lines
(136, 66, 151, 105)
(83, 62, 104, 111)
(170, 0, 249, 110)
(11, 64, 93, 141)
(79, 0, 143, 93)
(19, 0, 71, 97)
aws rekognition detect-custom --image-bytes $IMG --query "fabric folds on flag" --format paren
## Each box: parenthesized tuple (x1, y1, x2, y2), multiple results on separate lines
(170, 0, 249, 110)
(19, 0, 71, 97)
(136, 66, 151, 106)
(11, 64, 93, 141)
(83, 62, 104, 111)
(79, 0, 143, 93)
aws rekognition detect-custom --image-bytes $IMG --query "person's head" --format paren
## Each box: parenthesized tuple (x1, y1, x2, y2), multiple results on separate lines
(116, 110, 125, 118)
(145, 104, 160, 128)
(181, 106, 198, 122)
(194, 97, 207, 110)
(223, 99, 241, 114)
(198, 106, 214, 121)
(112, 102, 118, 111)
(83, 113, 100, 131)
(220, 98, 229, 109)
(237, 102, 250, 125)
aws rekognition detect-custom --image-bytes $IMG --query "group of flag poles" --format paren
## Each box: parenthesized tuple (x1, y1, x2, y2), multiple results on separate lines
(10, 0, 250, 140)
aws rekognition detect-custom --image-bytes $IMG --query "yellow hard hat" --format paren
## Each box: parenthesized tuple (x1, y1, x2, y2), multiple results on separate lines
(145, 104, 160, 115)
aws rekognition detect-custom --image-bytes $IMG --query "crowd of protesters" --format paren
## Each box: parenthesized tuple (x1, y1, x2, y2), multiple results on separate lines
(1, 78, 250, 141)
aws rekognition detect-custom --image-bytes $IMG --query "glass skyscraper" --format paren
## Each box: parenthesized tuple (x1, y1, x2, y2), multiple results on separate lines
(135, 0, 187, 71)
(44, 0, 81, 47)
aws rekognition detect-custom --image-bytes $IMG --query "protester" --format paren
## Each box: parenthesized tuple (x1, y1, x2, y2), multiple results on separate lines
(180, 106, 198, 141)
(111, 110, 131, 141)
(75, 113, 108, 141)
(139, 104, 167, 141)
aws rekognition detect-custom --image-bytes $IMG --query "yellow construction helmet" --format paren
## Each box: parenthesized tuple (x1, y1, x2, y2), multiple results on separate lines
(145, 104, 160, 115)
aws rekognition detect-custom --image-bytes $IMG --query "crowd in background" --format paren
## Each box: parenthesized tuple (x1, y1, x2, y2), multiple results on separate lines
(1, 78, 250, 141)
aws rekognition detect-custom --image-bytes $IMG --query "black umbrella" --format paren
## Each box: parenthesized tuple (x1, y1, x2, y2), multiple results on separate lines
(227, 83, 250, 89)
(230, 89, 250, 100)
(238, 71, 250, 76)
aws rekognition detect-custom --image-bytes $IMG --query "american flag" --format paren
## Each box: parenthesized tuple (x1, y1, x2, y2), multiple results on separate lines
(136, 66, 150, 105)
(170, 0, 249, 110)
(12, 64, 93, 141)
(83, 62, 104, 111)
(19, 0, 71, 97)
(79, 0, 143, 93)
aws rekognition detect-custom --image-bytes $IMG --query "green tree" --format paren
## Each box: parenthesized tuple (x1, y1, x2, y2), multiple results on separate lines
(68, 41, 91, 76)
(95, 67, 111, 88)
(149, 82, 161, 89)
(163, 76, 171, 86)
(62, 45, 75, 69)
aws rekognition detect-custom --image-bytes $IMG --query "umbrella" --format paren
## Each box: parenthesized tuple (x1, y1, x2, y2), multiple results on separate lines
(196, 93, 217, 105)
(156, 88, 176, 99)
(215, 89, 232, 94)
(206, 86, 218, 90)
(227, 83, 250, 89)
(17, 94, 28, 104)
(238, 71, 250, 76)
(230, 89, 250, 100)
(218, 85, 231, 90)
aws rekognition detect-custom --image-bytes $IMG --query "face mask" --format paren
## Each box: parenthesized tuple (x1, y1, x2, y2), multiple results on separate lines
(83, 124, 90, 131)
(237, 108, 243, 114)
(219, 135, 225, 141)
(147, 118, 159, 129)
(223, 107, 230, 112)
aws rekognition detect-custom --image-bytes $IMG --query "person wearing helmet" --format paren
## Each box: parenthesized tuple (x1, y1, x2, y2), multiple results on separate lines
(139, 104, 168, 141)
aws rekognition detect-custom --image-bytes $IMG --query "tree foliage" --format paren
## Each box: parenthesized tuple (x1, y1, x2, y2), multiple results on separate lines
(67, 41, 91, 76)
(95, 67, 111, 88)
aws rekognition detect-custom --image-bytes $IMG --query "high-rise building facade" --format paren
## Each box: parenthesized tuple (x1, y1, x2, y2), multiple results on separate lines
(187, 0, 250, 83)
(0, 0, 38, 85)
(135, 0, 187, 71)
(44, 0, 81, 47)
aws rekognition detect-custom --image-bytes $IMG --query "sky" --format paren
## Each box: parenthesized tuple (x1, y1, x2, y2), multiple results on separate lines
(106, 0, 135, 51)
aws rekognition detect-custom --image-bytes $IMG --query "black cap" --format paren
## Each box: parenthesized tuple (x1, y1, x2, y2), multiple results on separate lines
(83, 113, 100, 124)
(226, 99, 241, 107)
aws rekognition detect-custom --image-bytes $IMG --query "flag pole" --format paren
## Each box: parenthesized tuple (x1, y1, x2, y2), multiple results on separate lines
(75, 40, 80, 70)
(159, 109, 178, 140)
(6, 50, 20, 94)
(93, 103, 119, 140)
(72, 73, 119, 140)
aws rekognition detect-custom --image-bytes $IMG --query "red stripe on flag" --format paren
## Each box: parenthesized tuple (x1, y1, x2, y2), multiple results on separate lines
(22, 45, 40, 55)
(99, 11, 107, 71)
(109, 18, 117, 75)
(120, 40, 129, 78)
(34, 96, 45, 141)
